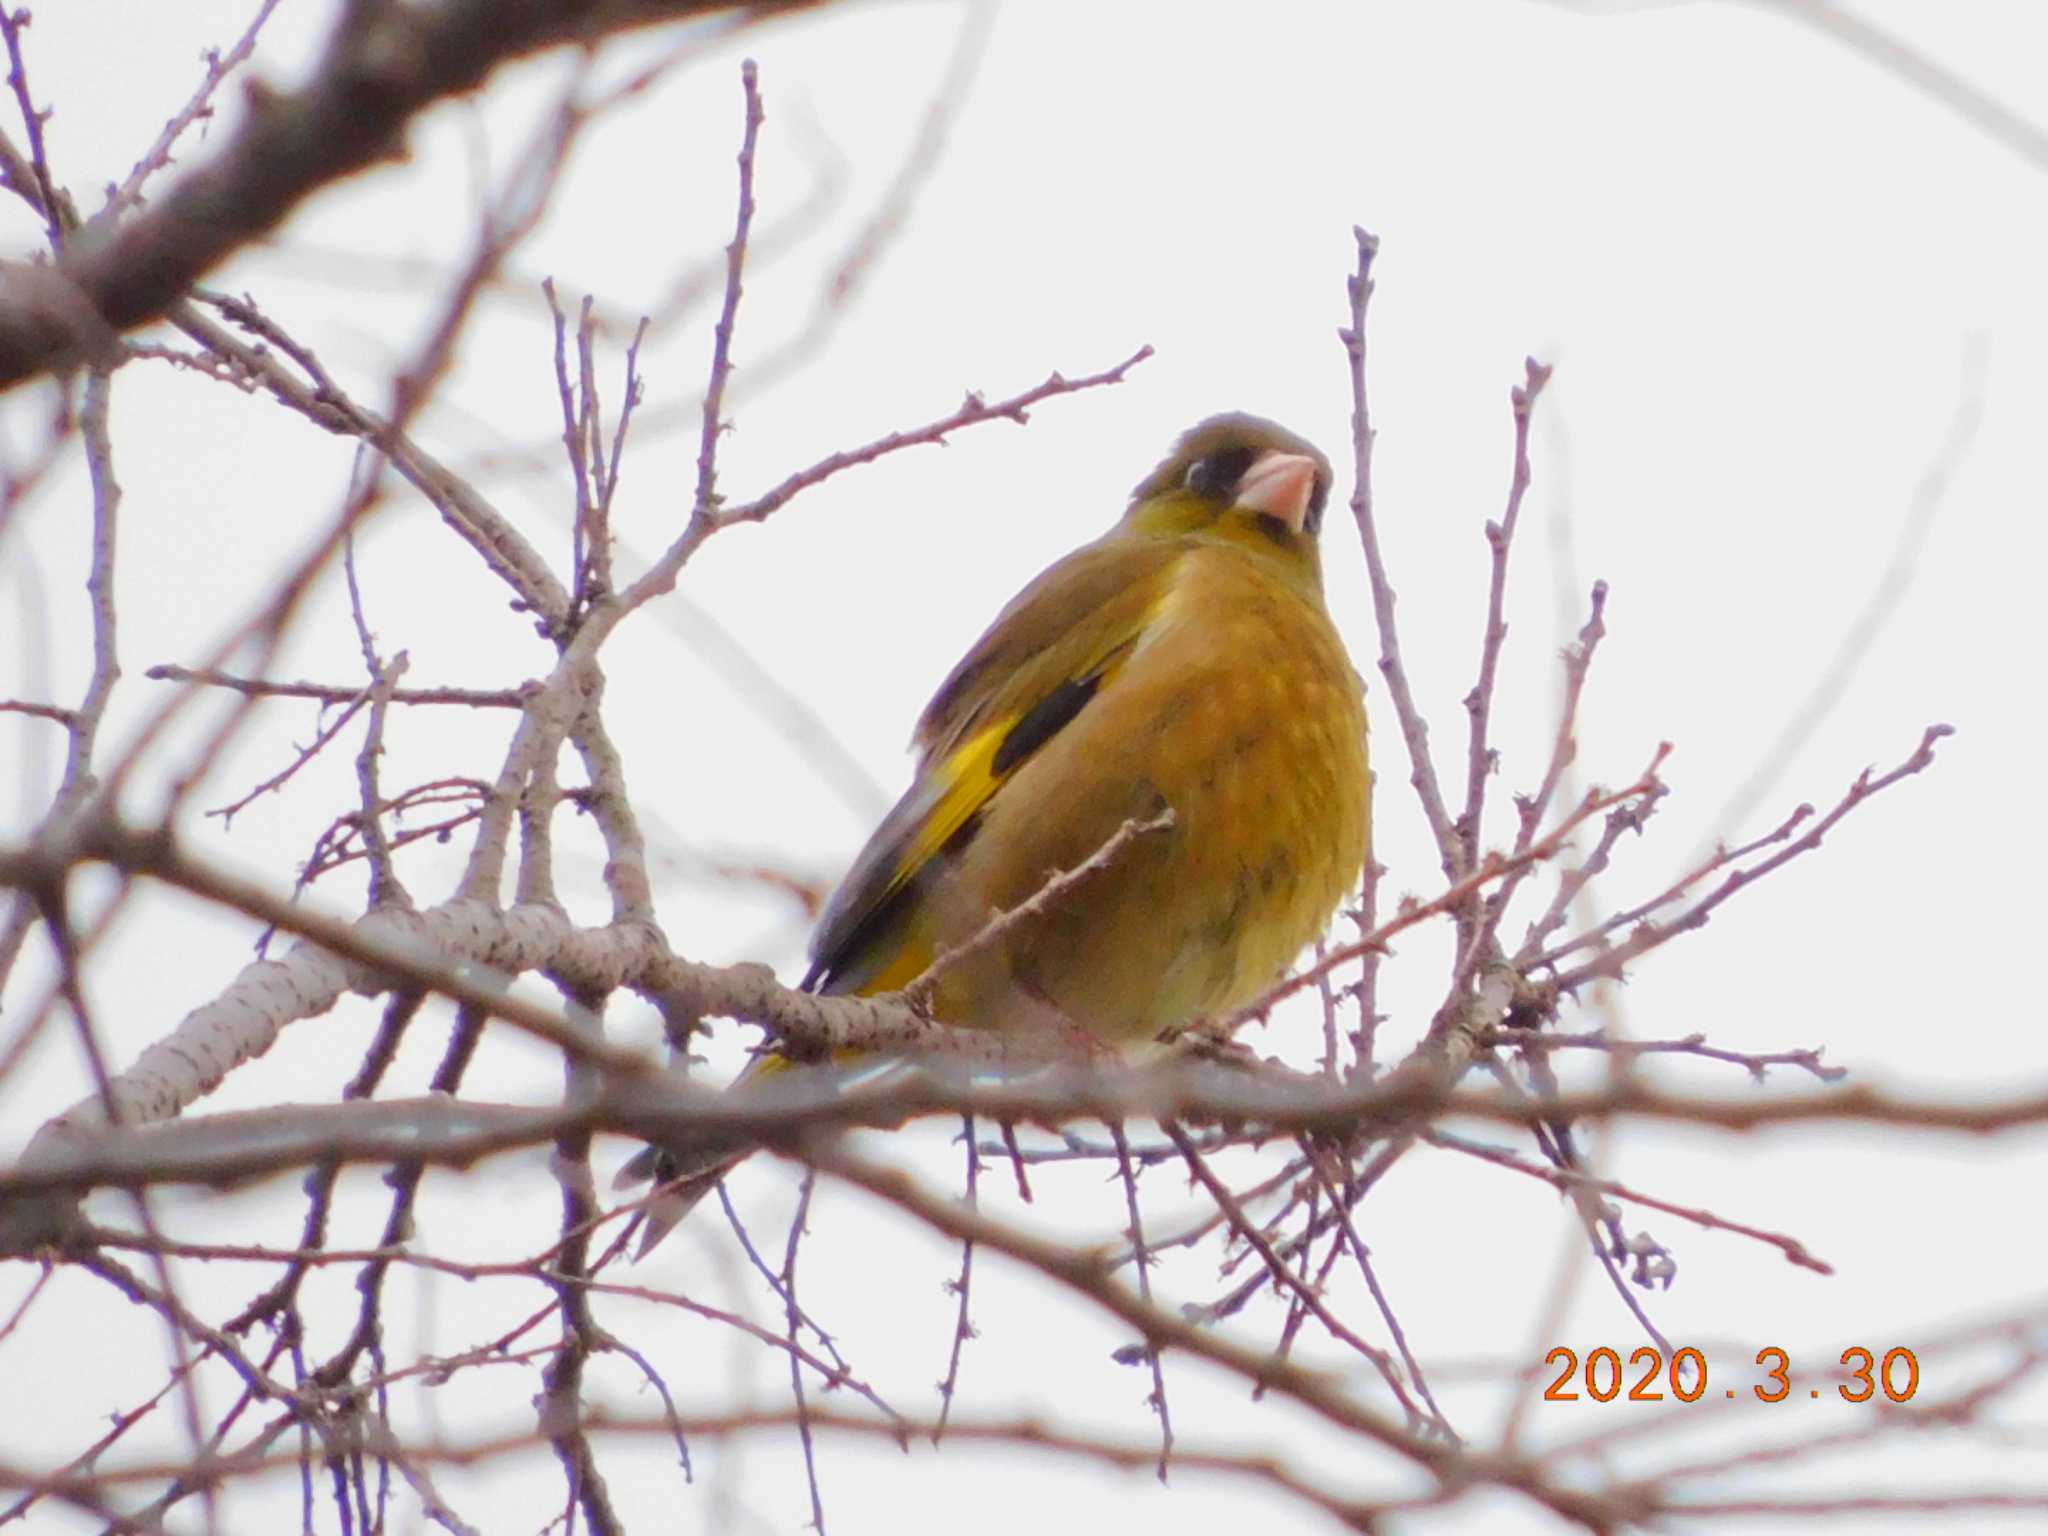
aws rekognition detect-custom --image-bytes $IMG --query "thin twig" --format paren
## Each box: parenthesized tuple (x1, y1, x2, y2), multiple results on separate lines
(0, 698, 72, 724)
(900, 810, 1175, 1012)
(1425, 1129, 1832, 1273)
(1341, 227, 1463, 881)
(781, 1171, 829, 1535)
(933, 1115, 980, 1439)
(206, 688, 373, 824)
(1107, 1124, 1172, 1480)
(691, 59, 764, 524)
(1227, 753, 1667, 1028)
(1480, 580, 1608, 951)
(144, 665, 528, 708)
(1459, 358, 1554, 878)
(0, 9, 63, 252)
(107, 0, 284, 217)
(1302, 1150, 1456, 1439)
(1553, 724, 1953, 991)
(1164, 1125, 1422, 1422)
(1478, 1027, 1845, 1085)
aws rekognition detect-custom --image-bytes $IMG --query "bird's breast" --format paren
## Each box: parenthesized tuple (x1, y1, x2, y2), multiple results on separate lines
(941, 547, 1370, 1044)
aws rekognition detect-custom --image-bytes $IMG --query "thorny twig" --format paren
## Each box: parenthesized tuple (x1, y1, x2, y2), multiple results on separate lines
(934, 1115, 980, 1438)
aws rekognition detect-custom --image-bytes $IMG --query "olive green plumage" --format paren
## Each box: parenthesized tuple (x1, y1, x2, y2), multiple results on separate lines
(621, 412, 1371, 1251)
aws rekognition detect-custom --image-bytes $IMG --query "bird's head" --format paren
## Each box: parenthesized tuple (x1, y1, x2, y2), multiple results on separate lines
(1122, 413, 1335, 586)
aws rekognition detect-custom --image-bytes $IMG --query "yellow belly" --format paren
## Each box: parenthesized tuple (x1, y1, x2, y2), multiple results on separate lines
(917, 547, 1370, 1045)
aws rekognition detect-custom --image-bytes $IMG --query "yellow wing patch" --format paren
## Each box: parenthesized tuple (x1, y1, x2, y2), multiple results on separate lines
(895, 718, 1007, 911)
(806, 569, 1168, 996)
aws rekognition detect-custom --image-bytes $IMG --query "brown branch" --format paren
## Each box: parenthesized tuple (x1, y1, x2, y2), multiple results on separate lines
(601, 343, 1154, 626)
(0, 1407, 1416, 1531)
(710, 2, 991, 404)
(1349, 871, 1386, 1070)
(0, 366, 75, 539)
(1108, 1124, 1173, 1478)
(349, 645, 410, 910)
(691, 58, 764, 523)
(779, 1171, 829, 1533)
(1301, 1151, 1455, 1437)
(0, 1346, 201, 1527)
(25, 1053, 2048, 1216)
(75, 1251, 315, 1435)
(1119, 1151, 1309, 1268)
(36, 881, 227, 1508)
(1263, 1174, 1342, 1389)
(93, 70, 596, 855)
(1165, 1125, 1420, 1422)
(1341, 227, 1463, 882)
(106, 0, 285, 218)
(0, 9, 63, 252)
(799, 1138, 1626, 1528)
(933, 1114, 980, 1439)
(1424, 1128, 1832, 1273)
(598, 320, 647, 534)
(545, 280, 599, 611)
(144, 664, 528, 708)
(1480, 579, 1608, 952)
(814, 4, 985, 314)
(539, 983, 624, 1536)
(1477, 1027, 1846, 1085)
(1458, 358, 1553, 877)
(567, 700, 658, 924)
(900, 809, 1175, 1012)
(59, 367, 121, 750)
(206, 687, 373, 823)
(0, 691, 1947, 1244)
(297, 780, 488, 892)
(1226, 752, 1667, 1029)
(0, 364, 120, 1012)
(0, 698, 72, 724)
(1532, 797, 1816, 972)
(169, 293, 571, 628)
(1515, 773, 1665, 962)
(1552, 723, 1952, 991)
(712, 1186, 888, 1416)
(0, 0, 823, 390)
(711, 345, 1155, 531)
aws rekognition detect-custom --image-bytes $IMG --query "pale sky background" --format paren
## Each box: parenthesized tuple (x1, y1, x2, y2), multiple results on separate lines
(3, 2, 2046, 1532)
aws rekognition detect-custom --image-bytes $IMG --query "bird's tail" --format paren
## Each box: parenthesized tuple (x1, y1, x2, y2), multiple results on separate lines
(613, 1050, 791, 1258)
(614, 1049, 919, 1258)
(613, 1142, 744, 1258)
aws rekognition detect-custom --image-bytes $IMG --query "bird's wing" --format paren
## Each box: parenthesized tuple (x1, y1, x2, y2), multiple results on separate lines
(803, 534, 1182, 995)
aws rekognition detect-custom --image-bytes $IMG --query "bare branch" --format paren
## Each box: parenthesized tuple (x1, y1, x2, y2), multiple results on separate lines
(1424, 1128, 1832, 1273)
(0, 0, 824, 389)
(900, 810, 1174, 1013)
(144, 664, 528, 709)
(690, 58, 765, 523)
(107, 0, 285, 218)
(1459, 358, 1553, 876)
(1552, 724, 1953, 991)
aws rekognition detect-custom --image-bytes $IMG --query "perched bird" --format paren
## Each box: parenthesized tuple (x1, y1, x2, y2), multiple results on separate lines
(620, 412, 1371, 1252)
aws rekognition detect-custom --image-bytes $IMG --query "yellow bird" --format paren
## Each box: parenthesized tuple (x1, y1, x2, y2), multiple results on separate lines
(621, 413, 1371, 1251)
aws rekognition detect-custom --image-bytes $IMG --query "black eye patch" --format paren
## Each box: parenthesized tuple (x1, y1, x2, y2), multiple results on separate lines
(1183, 445, 1258, 502)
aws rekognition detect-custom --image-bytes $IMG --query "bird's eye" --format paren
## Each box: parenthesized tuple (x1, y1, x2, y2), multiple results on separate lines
(1183, 446, 1256, 502)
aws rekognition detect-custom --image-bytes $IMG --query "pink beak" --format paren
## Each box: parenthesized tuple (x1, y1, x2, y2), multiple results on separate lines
(1233, 450, 1320, 533)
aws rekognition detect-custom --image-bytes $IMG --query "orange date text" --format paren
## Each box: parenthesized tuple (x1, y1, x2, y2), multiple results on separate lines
(1541, 1346, 1919, 1404)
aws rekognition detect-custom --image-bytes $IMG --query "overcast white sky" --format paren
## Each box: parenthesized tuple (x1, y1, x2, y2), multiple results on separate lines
(3, 2, 2047, 1532)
